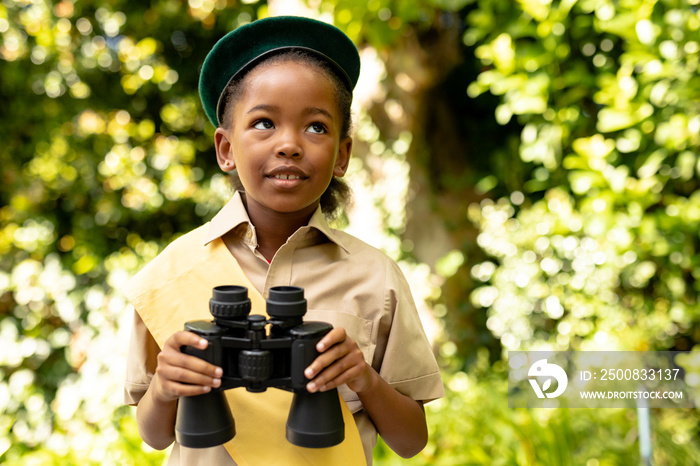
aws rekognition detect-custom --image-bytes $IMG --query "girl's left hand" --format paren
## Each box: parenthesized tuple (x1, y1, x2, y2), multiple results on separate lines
(304, 328, 375, 394)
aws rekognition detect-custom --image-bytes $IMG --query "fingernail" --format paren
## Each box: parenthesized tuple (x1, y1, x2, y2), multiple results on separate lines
(199, 339, 207, 347)
(202, 386, 211, 393)
(307, 382, 317, 392)
(213, 378, 221, 388)
(215, 367, 223, 377)
(304, 368, 313, 378)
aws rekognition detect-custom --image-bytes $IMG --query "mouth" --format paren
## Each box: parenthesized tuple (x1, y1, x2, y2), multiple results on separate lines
(271, 173, 303, 180)
(266, 166, 308, 188)
(266, 166, 308, 181)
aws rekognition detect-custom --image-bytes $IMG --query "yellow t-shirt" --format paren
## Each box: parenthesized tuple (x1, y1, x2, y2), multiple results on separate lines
(123, 192, 444, 465)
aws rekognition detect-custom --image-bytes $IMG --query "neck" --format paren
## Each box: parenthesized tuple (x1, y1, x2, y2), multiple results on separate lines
(242, 195, 318, 262)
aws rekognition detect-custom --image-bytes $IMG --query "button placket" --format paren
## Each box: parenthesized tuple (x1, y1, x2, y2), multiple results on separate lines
(263, 242, 295, 295)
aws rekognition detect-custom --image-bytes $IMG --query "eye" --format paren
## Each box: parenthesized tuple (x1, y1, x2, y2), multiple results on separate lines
(253, 119, 274, 130)
(307, 122, 327, 134)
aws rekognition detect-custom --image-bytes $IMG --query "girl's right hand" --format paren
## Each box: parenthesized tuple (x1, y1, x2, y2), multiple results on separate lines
(152, 331, 223, 403)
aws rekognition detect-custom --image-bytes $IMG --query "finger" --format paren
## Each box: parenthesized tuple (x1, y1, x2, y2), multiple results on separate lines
(307, 347, 365, 392)
(307, 361, 352, 391)
(169, 383, 214, 397)
(306, 330, 362, 379)
(308, 359, 365, 393)
(157, 376, 216, 400)
(165, 331, 210, 351)
(157, 364, 222, 388)
(157, 338, 223, 378)
(304, 343, 349, 379)
(316, 328, 346, 352)
(306, 329, 352, 378)
(158, 348, 223, 380)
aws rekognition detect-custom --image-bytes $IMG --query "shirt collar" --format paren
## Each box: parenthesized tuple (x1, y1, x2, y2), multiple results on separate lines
(304, 206, 350, 254)
(204, 191, 250, 245)
(204, 191, 349, 254)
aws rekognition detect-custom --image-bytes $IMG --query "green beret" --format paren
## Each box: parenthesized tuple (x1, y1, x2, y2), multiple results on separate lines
(199, 16, 361, 126)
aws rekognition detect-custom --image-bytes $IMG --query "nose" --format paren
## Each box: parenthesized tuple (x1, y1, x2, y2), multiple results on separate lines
(275, 128, 302, 158)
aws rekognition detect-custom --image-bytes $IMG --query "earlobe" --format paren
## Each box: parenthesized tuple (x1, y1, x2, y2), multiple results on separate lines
(214, 127, 236, 172)
(334, 137, 352, 177)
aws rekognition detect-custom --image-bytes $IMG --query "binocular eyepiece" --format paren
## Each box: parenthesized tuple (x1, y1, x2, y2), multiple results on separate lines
(174, 285, 345, 449)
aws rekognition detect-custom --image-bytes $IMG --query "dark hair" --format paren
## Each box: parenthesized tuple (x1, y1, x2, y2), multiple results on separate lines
(219, 49, 353, 220)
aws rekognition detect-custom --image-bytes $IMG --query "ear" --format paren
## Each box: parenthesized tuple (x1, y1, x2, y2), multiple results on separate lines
(214, 127, 236, 172)
(333, 137, 352, 177)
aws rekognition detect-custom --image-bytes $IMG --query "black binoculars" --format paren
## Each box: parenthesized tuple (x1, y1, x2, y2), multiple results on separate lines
(174, 285, 345, 449)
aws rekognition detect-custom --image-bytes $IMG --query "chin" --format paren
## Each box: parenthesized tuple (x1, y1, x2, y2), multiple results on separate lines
(265, 201, 318, 216)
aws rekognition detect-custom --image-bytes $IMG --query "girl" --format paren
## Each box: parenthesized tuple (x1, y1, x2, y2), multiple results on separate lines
(124, 16, 443, 466)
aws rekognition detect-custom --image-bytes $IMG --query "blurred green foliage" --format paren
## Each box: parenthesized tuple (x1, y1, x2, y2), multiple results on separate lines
(448, 0, 700, 463)
(2, 0, 700, 464)
(465, 0, 700, 355)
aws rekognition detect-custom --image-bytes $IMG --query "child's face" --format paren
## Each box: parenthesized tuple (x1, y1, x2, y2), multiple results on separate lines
(214, 60, 352, 218)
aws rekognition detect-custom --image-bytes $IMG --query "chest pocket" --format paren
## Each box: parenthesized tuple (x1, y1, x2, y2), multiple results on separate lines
(304, 309, 374, 412)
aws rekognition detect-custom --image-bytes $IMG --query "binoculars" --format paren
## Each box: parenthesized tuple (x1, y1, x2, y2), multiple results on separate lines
(174, 285, 345, 449)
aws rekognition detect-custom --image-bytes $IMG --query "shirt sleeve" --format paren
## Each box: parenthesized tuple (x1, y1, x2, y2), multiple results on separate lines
(124, 307, 160, 406)
(375, 260, 445, 403)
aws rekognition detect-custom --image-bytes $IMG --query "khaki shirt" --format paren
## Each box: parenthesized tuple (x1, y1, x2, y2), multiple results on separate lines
(124, 192, 444, 465)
